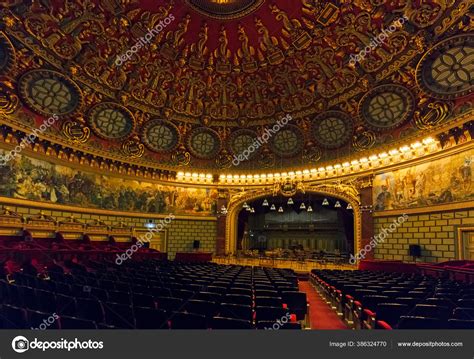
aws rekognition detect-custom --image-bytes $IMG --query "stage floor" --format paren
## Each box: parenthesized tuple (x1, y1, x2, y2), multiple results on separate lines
(212, 256, 355, 272)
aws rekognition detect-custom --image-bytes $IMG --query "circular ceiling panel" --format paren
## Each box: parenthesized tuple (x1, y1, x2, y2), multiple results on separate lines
(88, 103, 134, 140)
(312, 111, 354, 149)
(18, 69, 82, 117)
(359, 85, 414, 131)
(142, 119, 180, 153)
(228, 129, 260, 157)
(269, 125, 304, 158)
(185, 0, 264, 19)
(187, 127, 221, 159)
(417, 34, 474, 100)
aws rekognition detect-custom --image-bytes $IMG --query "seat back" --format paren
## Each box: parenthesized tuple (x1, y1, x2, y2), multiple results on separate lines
(397, 316, 442, 329)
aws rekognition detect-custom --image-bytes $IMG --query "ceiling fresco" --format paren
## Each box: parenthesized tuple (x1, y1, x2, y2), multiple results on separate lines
(0, 0, 473, 173)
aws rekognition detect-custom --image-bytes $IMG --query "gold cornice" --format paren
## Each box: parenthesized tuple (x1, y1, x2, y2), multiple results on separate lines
(0, 197, 217, 221)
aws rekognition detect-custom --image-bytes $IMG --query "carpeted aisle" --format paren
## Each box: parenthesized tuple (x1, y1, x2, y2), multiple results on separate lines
(299, 281, 348, 330)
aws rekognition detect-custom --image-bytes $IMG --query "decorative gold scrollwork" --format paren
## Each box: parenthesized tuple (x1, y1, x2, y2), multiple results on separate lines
(0, 81, 19, 115)
(121, 138, 145, 159)
(62, 119, 90, 144)
(171, 145, 191, 166)
(414, 101, 451, 130)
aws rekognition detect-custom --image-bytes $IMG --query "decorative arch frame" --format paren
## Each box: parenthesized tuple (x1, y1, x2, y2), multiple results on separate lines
(224, 186, 362, 259)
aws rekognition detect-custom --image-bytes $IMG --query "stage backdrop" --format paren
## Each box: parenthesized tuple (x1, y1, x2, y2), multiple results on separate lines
(373, 148, 473, 211)
(0, 150, 217, 215)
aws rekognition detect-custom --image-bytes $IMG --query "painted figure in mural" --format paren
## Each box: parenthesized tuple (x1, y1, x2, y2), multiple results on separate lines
(0, 151, 217, 214)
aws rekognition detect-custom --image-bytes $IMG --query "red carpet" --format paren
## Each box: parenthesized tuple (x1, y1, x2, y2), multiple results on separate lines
(299, 281, 348, 330)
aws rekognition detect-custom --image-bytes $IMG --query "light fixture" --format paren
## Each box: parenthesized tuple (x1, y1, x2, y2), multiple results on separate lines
(347, 203, 353, 210)
(270, 204, 276, 211)
(250, 207, 255, 213)
(245, 206, 251, 212)
(300, 202, 306, 210)
(262, 199, 269, 207)
(287, 197, 294, 205)
(243, 202, 249, 208)
(278, 206, 284, 213)
(322, 198, 329, 206)
(307, 205, 313, 212)
(334, 201, 341, 208)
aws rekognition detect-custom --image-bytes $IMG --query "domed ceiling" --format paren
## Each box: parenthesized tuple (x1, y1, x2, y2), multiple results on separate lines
(0, 0, 473, 173)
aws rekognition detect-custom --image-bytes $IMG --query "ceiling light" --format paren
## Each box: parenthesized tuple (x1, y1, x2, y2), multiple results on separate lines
(423, 137, 434, 144)
(334, 201, 341, 208)
(262, 199, 269, 206)
(322, 198, 329, 206)
(307, 205, 313, 212)
(250, 207, 255, 213)
(287, 197, 294, 205)
(245, 206, 251, 212)
(270, 204, 276, 211)
(300, 203, 306, 210)
(347, 203, 353, 210)
(243, 202, 249, 208)
(278, 206, 284, 213)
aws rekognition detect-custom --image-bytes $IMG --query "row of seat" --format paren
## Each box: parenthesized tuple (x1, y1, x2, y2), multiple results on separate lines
(1, 260, 307, 329)
(310, 269, 474, 329)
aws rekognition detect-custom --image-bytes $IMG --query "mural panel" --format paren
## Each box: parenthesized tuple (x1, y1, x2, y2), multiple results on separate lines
(0, 150, 217, 215)
(373, 148, 473, 210)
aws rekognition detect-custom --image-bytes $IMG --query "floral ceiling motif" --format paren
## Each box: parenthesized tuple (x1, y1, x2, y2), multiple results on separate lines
(0, 0, 473, 172)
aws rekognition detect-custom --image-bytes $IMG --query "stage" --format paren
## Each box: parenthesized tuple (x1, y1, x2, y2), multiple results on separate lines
(212, 256, 355, 272)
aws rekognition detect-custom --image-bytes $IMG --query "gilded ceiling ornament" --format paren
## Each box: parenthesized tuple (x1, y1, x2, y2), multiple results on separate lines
(23, 1, 105, 59)
(187, 127, 222, 159)
(414, 101, 452, 130)
(131, 60, 174, 108)
(304, 48, 357, 98)
(397, 0, 449, 29)
(141, 119, 180, 153)
(302, 146, 322, 164)
(215, 149, 234, 169)
(161, 14, 191, 60)
(352, 128, 376, 151)
(237, 24, 258, 73)
(189, 22, 209, 70)
(62, 118, 90, 144)
(228, 129, 260, 157)
(274, 65, 313, 113)
(18, 69, 83, 117)
(172, 74, 206, 117)
(269, 124, 305, 158)
(214, 26, 232, 74)
(359, 84, 415, 131)
(87, 102, 135, 140)
(171, 145, 191, 166)
(312, 111, 354, 149)
(0, 80, 19, 115)
(242, 75, 275, 119)
(121, 137, 145, 159)
(209, 77, 240, 121)
(255, 18, 285, 65)
(416, 34, 474, 100)
(269, 4, 312, 50)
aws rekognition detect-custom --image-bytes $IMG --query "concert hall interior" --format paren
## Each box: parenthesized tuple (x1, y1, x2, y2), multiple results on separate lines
(0, 0, 473, 331)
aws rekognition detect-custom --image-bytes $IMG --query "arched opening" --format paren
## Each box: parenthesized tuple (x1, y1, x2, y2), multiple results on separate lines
(225, 189, 362, 265)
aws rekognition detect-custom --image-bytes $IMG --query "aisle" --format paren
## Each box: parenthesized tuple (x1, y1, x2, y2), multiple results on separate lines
(299, 281, 349, 330)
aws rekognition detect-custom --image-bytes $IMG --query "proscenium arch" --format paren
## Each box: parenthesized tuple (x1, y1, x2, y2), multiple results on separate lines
(225, 189, 362, 261)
